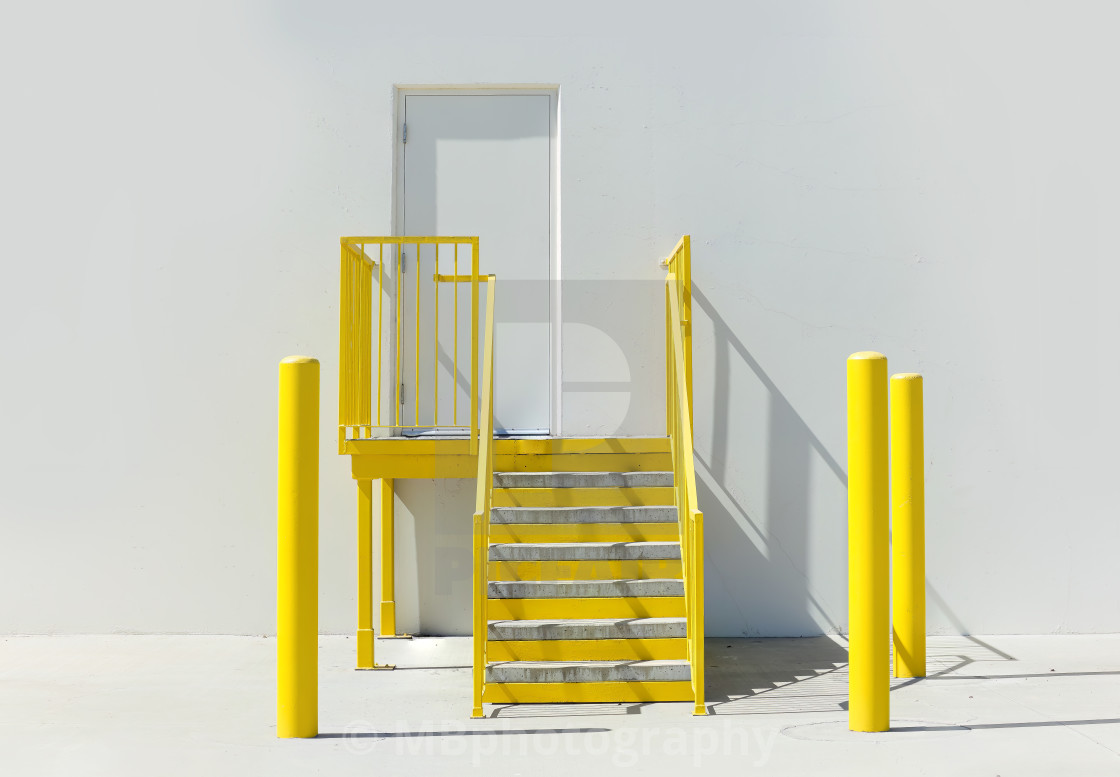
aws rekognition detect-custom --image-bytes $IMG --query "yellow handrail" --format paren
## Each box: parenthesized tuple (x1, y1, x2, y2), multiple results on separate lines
(338, 236, 482, 451)
(664, 235, 705, 715)
(471, 275, 497, 718)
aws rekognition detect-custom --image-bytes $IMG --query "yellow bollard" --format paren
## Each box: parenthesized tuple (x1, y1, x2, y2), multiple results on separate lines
(847, 352, 889, 732)
(891, 374, 926, 678)
(277, 356, 319, 738)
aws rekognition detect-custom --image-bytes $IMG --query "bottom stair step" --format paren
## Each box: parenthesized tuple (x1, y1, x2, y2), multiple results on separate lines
(486, 659, 690, 684)
(483, 680, 695, 704)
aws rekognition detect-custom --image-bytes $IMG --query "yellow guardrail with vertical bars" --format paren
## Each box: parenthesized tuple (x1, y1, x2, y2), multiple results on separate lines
(662, 235, 706, 715)
(339, 236, 482, 452)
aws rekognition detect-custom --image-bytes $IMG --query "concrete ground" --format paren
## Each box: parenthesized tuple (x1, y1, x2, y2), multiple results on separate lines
(2, 635, 1119, 776)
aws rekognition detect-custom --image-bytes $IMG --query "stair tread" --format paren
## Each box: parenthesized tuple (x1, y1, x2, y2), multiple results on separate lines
(494, 471, 674, 488)
(491, 506, 678, 524)
(488, 579, 685, 598)
(488, 541, 681, 561)
(486, 659, 691, 683)
(487, 617, 687, 640)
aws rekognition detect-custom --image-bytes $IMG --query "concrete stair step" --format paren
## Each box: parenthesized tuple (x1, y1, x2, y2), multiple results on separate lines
(490, 506, 677, 525)
(488, 579, 684, 599)
(486, 659, 691, 684)
(488, 541, 681, 562)
(488, 617, 687, 641)
(494, 471, 674, 488)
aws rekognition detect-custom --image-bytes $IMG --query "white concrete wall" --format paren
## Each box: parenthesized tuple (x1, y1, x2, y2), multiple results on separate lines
(3, 1, 1120, 636)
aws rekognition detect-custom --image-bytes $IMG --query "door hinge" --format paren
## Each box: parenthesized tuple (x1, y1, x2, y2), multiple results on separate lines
(400, 383, 406, 405)
(400, 249, 405, 272)
(402, 123, 407, 144)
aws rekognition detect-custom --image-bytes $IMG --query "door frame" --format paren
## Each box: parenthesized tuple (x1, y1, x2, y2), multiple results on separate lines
(391, 85, 562, 436)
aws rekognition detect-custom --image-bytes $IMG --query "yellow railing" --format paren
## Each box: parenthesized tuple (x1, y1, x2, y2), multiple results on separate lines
(339, 236, 483, 451)
(662, 235, 706, 715)
(471, 275, 497, 718)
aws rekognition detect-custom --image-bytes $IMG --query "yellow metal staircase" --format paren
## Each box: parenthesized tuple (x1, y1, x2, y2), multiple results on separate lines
(338, 235, 704, 715)
(482, 461, 694, 704)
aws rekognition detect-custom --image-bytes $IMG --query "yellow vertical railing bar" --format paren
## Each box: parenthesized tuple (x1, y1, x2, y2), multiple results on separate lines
(415, 242, 420, 427)
(356, 248, 362, 429)
(471, 276, 496, 718)
(395, 243, 402, 428)
(668, 281, 705, 715)
(681, 236, 693, 431)
(469, 239, 479, 454)
(692, 510, 705, 714)
(350, 250, 358, 429)
(665, 277, 673, 436)
(360, 245, 370, 428)
(346, 250, 353, 428)
(377, 243, 383, 427)
(338, 247, 349, 444)
(472, 504, 486, 718)
(350, 248, 358, 437)
(454, 243, 459, 426)
(354, 254, 362, 429)
(434, 244, 439, 426)
(678, 393, 691, 667)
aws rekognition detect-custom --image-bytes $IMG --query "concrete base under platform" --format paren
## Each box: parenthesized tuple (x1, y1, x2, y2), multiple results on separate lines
(3, 634, 1120, 775)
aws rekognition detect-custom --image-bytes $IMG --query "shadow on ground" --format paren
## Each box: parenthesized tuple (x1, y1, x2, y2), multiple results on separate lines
(704, 637, 850, 715)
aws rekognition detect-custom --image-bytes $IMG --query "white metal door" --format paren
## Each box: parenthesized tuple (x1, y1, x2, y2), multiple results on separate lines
(401, 94, 552, 435)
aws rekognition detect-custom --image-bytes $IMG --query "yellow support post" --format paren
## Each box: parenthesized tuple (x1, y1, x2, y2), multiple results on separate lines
(277, 356, 319, 739)
(356, 479, 374, 667)
(847, 351, 889, 733)
(691, 510, 706, 716)
(472, 510, 486, 719)
(379, 478, 397, 636)
(891, 373, 926, 678)
(357, 477, 397, 667)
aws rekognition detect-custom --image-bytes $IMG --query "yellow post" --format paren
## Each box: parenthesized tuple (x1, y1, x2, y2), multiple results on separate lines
(357, 479, 397, 668)
(691, 511, 706, 716)
(891, 374, 926, 678)
(277, 356, 319, 739)
(379, 478, 397, 636)
(847, 351, 889, 733)
(471, 510, 486, 719)
(357, 479, 374, 667)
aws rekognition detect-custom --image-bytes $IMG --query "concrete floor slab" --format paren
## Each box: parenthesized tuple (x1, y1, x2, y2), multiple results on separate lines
(2, 635, 1119, 775)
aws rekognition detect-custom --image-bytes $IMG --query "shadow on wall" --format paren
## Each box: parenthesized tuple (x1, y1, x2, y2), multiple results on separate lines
(561, 280, 670, 437)
(394, 478, 476, 636)
(693, 285, 848, 637)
